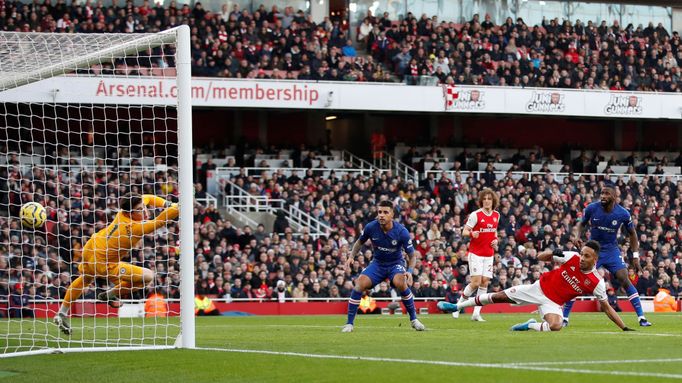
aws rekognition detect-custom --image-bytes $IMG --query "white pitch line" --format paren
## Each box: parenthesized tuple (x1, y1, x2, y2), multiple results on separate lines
(577, 331, 682, 338)
(196, 347, 682, 380)
(512, 358, 682, 366)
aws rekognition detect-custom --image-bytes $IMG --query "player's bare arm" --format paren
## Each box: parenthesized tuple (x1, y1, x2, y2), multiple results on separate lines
(628, 227, 642, 272)
(345, 239, 365, 270)
(404, 250, 416, 286)
(599, 299, 633, 331)
(463, 225, 479, 238)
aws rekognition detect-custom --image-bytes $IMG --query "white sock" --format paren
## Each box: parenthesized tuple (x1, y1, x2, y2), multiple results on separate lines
(461, 284, 476, 300)
(473, 286, 487, 316)
(458, 293, 494, 309)
(528, 322, 551, 332)
(58, 304, 69, 316)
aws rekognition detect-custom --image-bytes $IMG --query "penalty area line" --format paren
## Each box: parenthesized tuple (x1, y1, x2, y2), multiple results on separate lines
(195, 347, 682, 380)
(511, 357, 682, 366)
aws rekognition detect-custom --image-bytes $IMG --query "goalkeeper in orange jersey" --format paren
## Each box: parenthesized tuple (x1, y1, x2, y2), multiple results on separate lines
(54, 192, 179, 335)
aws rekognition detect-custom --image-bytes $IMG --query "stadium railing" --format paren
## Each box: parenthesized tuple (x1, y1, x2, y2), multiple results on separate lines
(374, 151, 420, 184)
(424, 170, 682, 183)
(222, 179, 332, 238)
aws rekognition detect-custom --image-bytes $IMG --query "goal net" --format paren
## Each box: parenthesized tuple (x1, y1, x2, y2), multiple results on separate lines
(0, 26, 195, 357)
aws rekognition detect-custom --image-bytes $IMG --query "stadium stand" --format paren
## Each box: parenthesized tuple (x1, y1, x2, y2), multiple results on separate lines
(1, 1, 679, 90)
(4, 141, 679, 309)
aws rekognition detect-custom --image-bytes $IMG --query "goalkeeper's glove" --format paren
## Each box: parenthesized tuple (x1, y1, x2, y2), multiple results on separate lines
(552, 248, 564, 258)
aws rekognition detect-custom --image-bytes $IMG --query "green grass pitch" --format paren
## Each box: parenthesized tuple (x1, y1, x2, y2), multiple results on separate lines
(1, 313, 681, 383)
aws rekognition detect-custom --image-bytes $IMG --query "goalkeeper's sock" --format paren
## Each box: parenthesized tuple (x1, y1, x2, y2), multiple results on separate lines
(58, 304, 70, 316)
(400, 288, 417, 321)
(63, 275, 86, 308)
(528, 322, 551, 332)
(346, 290, 362, 325)
(625, 284, 645, 318)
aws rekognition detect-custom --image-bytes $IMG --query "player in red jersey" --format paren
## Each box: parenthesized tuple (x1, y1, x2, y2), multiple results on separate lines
(454, 188, 500, 321)
(438, 240, 634, 331)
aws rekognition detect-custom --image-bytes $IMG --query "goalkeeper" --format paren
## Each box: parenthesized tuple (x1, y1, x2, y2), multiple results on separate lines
(54, 193, 179, 335)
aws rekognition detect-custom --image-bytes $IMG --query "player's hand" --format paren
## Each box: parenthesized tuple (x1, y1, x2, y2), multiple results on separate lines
(344, 256, 353, 271)
(404, 271, 413, 287)
(490, 239, 498, 250)
(623, 327, 635, 331)
(471, 231, 480, 238)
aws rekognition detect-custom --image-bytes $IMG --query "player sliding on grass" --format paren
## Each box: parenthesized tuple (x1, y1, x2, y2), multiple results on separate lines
(562, 181, 651, 327)
(437, 240, 634, 332)
(341, 200, 425, 332)
(54, 193, 179, 335)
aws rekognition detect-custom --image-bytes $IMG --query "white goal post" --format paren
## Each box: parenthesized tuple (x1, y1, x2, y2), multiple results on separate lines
(0, 25, 194, 357)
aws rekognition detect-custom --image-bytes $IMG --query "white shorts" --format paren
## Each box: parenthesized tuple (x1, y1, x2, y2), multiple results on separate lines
(504, 281, 563, 318)
(468, 253, 494, 278)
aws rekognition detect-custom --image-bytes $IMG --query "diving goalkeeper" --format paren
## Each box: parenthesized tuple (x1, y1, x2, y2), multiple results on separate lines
(54, 193, 179, 335)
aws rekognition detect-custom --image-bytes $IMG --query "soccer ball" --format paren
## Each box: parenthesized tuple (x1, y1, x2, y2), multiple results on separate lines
(20, 202, 47, 228)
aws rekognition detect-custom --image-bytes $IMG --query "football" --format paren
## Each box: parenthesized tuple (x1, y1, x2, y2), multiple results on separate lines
(20, 202, 47, 228)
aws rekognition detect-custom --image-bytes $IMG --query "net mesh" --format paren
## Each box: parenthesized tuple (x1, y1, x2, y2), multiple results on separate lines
(0, 30, 183, 354)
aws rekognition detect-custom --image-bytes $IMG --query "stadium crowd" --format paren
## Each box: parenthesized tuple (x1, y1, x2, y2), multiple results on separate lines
(0, 0, 680, 91)
(1, 143, 681, 314)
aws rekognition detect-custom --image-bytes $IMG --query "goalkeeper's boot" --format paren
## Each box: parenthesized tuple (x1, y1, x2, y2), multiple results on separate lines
(341, 324, 354, 333)
(639, 318, 652, 327)
(98, 292, 122, 308)
(411, 319, 426, 331)
(54, 312, 72, 336)
(437, 301, 458, 313)
(510, 318, 537, 331)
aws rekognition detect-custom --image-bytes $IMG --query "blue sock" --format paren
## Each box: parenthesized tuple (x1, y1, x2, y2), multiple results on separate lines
(346, 289, 362, 325)
(400, 288, 417, 321)
(625, 284, 645, 318)
(562, 299, 575, 319)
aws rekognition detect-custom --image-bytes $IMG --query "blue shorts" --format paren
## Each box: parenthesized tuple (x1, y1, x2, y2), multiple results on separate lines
(360, 261, 407, 287)
(597, 247, 627, 273)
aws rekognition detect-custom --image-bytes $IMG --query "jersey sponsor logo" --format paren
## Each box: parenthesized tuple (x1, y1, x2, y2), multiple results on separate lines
(596, 225, 617, 232)
(376, 246, 398, 252)
(561, 270, 583, 294)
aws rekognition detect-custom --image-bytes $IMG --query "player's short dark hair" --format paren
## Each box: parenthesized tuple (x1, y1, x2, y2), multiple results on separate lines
(120, 192, 143, 212)
(377, 200, 394, 211)
(585, 240, 601, 255)
(602, 180, 616, 190)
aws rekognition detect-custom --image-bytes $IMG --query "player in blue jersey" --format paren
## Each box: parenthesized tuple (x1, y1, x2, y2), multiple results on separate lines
(562, 181, 652, 327)
(341, 200, 425, 332)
